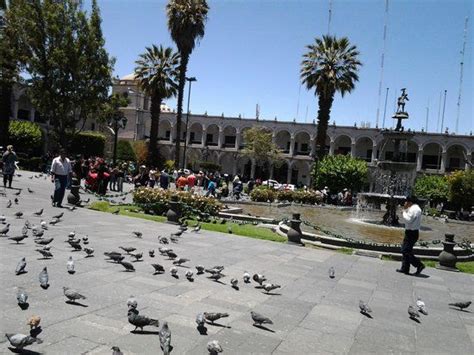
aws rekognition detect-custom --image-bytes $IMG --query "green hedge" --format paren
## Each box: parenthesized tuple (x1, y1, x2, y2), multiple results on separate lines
(116, 139, 136, 162)
(8, 120, 43, 155)
(69, 131, 106, 157)
(414, 175, 449, 205)
(17, 156, 43, 171)
(133, 187, 222, 216)
(250, 186, 323, 204)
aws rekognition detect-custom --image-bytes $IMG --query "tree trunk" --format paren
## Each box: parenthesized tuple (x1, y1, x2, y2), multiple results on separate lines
(147, 95, 162, 168)
(174, 53, 189, 168)
(315, 92, 334, 159)
(0, 83, 12, 147)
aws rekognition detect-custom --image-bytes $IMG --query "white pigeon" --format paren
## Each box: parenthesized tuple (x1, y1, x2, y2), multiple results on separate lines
(67, 256, 75, 274)
(127, 295, 137, 310)
(416, 297, 428, 315)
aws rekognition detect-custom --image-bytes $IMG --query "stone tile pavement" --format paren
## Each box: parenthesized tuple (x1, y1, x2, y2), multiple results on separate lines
(0, 173, 473, 354)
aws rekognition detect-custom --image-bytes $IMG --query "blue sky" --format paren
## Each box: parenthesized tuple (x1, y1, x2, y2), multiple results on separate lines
(88, 0, 472, 134)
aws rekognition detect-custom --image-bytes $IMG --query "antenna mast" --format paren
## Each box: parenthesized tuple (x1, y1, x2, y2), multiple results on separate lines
(375, 0, 389, 128)
(328, 0, 333, 34)
(455, 17, 468, 134)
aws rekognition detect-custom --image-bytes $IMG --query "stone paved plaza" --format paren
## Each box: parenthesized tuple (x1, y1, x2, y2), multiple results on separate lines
(0, 174, 473, 354)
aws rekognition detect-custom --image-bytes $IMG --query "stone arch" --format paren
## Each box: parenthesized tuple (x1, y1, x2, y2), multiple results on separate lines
(158, 145, 172, 161)
(205, 124, 219, 146)
(355, 136, 374, 161)
(185, 149, 202, 171)
(446, 144, 467, 171)
(294, 131, 311, 155)
(334, 134, 352, 155)
(189, 122, 204, 145)
(422, 142, 443, 170)
(219, 153, 237, 174)
(222, 126, 237, 148)
(290, 160, 312, 186)
(158, 120, 173, 140)
(273, 160, 290, 184)
(275, 130, 291, 153)
(237, 155, 251, 179)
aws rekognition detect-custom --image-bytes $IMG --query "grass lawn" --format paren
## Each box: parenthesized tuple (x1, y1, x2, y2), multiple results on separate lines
(89, 201, 286, 243)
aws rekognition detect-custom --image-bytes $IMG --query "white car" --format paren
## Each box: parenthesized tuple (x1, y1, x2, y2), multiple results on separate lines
(261, 179, 281, 190)
(281, 184, 296, 191)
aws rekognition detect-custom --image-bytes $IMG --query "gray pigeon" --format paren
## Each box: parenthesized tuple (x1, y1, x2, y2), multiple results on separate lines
(359, 300, 372, 315)
(173, 258, 189, 266)
(166, 251, 177, 260)
(15, 257, 27, 275)
(36, 249, 53, 259)
(158, 247, 172, 255)
(230, 278, 238, 288)
(128, 309, 159, 331)
(49, 218, 59, 225)
(152, 264, 165, 274)
(15, 211, 23, 218)
(253, 273, 266, 285)
(408, 305, 420, 319)
(111, 346, 123, 355)
(132, 231, 142, 238)
(67, 256, 75, 274)
(35, 237, 54, 245)
(6, 200, 12, 208)
(170, 266, 178, 277)
(207, 340, 223, 354)
(262, 283, 280, 293)
(5, 333, 42, 350)
(39, 267, 49, 289)
(328, 266, 335, 278)
(243, 271, 251, 283)
(8, 235, 27, 244)
(159, 322, 172, 355)
(449, 301, 471, 311)
(250, 311, 273, 326)
(33, 229, 44, 238)
(130, 251, 143, 261)
(208, 273, 224, 282)
(16, 288, 28, 307)
(63, 287, 86, 303)
(33, 208, 43, 216)
(203, 312, 229, 324)
(52, 212, 63, 219)
(120, 261, 135, 272)
(84, 247, 95, 257)
(196, 265, 205, 274)
(119, 246, 136, 254)
(185, 270, 194, 280)
(0, 223, 10, 235)
(196, 313, 206, 327)
(149, 249, 155, 257)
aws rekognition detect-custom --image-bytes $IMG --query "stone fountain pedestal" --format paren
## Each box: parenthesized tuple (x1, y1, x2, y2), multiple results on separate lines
(287, 213, 304, 246)
(436, 233, 459, 272)
(67, 177, 81, 206)
(166, 195, 181, 224)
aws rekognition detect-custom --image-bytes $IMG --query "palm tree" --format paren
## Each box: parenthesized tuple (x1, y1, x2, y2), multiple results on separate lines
(301, 35, 362, 159)
(135, 45, 180, 167)
(166, 0, 209, 168)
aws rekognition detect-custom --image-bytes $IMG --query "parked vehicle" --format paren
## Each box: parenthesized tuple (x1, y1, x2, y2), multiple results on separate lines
(262, 179, 281, 190)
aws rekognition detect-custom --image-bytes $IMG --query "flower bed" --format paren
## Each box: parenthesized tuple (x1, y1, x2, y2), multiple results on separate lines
(250, 186, 323, 204)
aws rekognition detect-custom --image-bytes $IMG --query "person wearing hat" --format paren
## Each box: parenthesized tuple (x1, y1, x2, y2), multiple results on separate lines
(134, 165, 149, 188)
(397, 195, 425, 275)
(2, 145, 17, 188)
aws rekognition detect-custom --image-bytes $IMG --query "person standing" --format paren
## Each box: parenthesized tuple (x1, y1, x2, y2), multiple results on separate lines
(50, 149, 72, 207)
(2, 145, 17, 188)
(160, 170, 170, 190)
(397, 196, 425, 275)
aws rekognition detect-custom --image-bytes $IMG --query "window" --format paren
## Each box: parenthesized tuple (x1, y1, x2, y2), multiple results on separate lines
(301, 143, 308, 152)
(165, 130, 170, 138)
(91, 123, 95, 131)
(224, 136, 236, 146)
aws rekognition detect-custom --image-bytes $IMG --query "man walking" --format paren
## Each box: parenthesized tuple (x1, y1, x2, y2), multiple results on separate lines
(2, 145, 17, 188)
(397, 196, 425, 275)
(50, 149, 72, 207)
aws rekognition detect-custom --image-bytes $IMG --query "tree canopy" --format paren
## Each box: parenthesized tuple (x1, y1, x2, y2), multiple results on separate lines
(242, 126, 283, 167)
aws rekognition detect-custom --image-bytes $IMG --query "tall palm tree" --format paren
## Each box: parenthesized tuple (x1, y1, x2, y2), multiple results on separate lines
(301, 35, 361, 159)
(166, 0, 209, 168)
(135, 45, 180, 167)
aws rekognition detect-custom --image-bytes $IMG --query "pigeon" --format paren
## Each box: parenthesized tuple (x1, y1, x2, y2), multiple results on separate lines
(111, 346, 124, 355)
(230, 278, 238, 288)
(0, 215, 5, 223)
(68, 231, 76, 238)
(127, 295, 138, 310)
(112, 209, 120, 215)
(193, 224, 201, 233)
(41, 246, 51, 251)
(173, 258, 190, 266)
(0, 223, 10, 235)
(170, 266, 178, 277)
(63, 287, 86, 303)
(104, 251, 122, 258)
(68, 206, 77, 211)
(35, 237, 54, 245)
(120, 261, 135, 272)
(127, 309, 160, 331)
(158, 322, 172, 355)
(196, 313, 206, 328)
(208, 273, 224, 282)
(243, 271, 251, 283)
(15, 257, 27, 275)
(152, 264, 165, 274)
(84, 247, 95, 257)
(49, 218, 60, 225)
(408, 305, 420, 319)
(159, 236, 169, 244)
(21, 225, 28, 235)
(416, 297, 428, 315)
(359, 300, 372, 315)
(119, 246, 136, 254)
(52, 212, 63, 220)
(27, 188, 34, 193)
(40, 220, 48, 229)
(39, 267, 49, 288)
(33, 208, 43, 216)
(6, 200, 12, 208)
(253, 273, 266, 285)
(16, 288, 28, 307)
(250, 311, 273, 326)
(33, 229, 44, 238)
(132, 231, 142, 238)
(449, 301, 471, 311)
(9, 235, 27, 244)
(328, 266, 335, 279)
(36, 249, 53, 259)
(171, 230, 183, 237)
(5, 333, 42, 350)
(262, 283, 281, 294)
(27, 315, 41, 329)
(207, 340, 223, 354)
(130, 252, 143, 262)
(166, 251, 178, 260)
(14, 189, 21, 195)
(196, 265, 205, 274)
(185, 270, 194, 280)
(82, 236, 89, 244)
(170, 235, 179, 244)
(15, 211, 23, 219)
(158, 247, 172, 255)
(204, 312, 229, 324)
(107, 254, 125, 263)
(206, 266, 224, 275)
(67, 256, 75, 274)
(68, 240, 82, 251)
(149, 249, 155, 257)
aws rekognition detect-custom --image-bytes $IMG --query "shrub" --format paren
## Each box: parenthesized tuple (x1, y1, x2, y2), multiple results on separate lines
(250, 186, 275, 202)
(312, 154, 368, 192)
(17, 156, 43, 171)
(133, 187, 222, 216)
(116, 140, 136, 162)
(164, 160, 175, 171)
(447, 170, 474, 210)
(133, 140, 148, 165)
(293, 190, 323, 204)
(276, 189, 294, 202)
(198, 161, 221, 172)
(8, 120, 43, 155)
(414, 175, 449, 205)
(69, 131, 106, 157)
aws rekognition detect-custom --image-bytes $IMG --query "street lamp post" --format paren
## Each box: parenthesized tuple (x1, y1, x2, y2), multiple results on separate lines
(182, 77, 197, 169)
(127, 88, 140, 141)
(109, 112, 128, 165)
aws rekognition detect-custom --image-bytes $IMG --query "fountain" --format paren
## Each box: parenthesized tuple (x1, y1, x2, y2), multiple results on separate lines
(358, 88, 418, 226)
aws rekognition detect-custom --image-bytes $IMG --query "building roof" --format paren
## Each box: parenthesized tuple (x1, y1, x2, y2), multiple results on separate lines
(120, 73, 137, 81)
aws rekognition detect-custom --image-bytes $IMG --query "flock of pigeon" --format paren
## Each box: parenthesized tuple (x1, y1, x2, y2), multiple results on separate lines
(1, 174, 472, 354)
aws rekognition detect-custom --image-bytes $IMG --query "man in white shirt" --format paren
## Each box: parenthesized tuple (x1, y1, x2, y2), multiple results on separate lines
(50, 149, 72, 207)
(397, 196, 425, 275)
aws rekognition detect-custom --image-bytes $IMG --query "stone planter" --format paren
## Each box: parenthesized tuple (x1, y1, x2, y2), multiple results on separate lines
(287, 213, 303, 246)
(436, 233, 459, 272)
(67, 177, 81, 206)
(166, 195, 181, 224)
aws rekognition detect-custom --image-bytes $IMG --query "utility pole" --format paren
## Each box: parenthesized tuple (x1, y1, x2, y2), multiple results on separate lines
(382, 87, 389, 129)
(425, 101, 429, 132)
(327, 0, 333, 34)
(375, 0, 389, 128)
(455, 17, 468, 134)
(440, 90, 447, 133)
